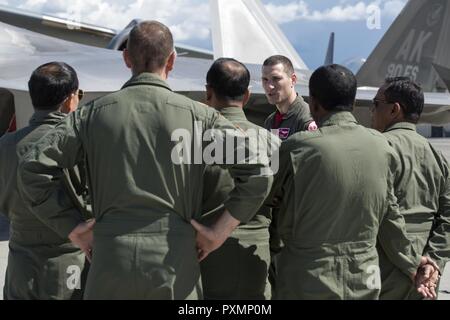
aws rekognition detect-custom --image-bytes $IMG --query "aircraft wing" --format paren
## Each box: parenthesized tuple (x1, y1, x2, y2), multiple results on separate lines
(0, 5, 213, 59)
(0, 21, 274, 129)
(0, 4, 116, 47)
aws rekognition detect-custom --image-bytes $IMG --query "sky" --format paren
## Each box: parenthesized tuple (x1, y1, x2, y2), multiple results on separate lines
(0, 0, 408, 71)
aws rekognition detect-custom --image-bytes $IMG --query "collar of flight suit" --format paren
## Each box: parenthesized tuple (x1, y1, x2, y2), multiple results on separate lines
(218, 106, 247, 122)
(319, 111, 357, 127)
(28, 110, 66, 127)
(384, 121, 417, 133)
(122, 72, 173, 92)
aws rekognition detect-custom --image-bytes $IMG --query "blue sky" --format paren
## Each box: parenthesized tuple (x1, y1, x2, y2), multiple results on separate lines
(0, 0, 407, 71)
(261, 0, 406, 70)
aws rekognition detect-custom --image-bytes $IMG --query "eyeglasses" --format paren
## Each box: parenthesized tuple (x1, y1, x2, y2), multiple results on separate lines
(372, 98, 392, 108)
(77, 89, 84, 100)
(372, 98, 407, 114)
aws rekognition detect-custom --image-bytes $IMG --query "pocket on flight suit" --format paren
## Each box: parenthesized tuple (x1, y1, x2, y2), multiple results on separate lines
(276, 251, 344, 300)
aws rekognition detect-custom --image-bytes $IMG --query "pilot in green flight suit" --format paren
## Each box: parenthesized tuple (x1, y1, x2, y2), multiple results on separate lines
(371, 77, 450, 299)
(270, 65, 435, 300)
(200, 58, 280, 299)
(0, 62, 90, 300)
(18, 22, 272, 300)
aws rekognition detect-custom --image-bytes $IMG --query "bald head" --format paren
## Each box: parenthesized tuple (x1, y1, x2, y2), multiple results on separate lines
(126, 21, 174, 74)
(206, 58, 250, 102)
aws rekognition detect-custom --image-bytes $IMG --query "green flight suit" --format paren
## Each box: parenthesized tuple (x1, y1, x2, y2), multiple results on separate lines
(0, 110, 90, 300)
(264, 96, 314, 296)
(18, 73, 273, 300)
(201, 107, 277, 300)
(378, 122, 450, 300)
(271, 112, 421, 300)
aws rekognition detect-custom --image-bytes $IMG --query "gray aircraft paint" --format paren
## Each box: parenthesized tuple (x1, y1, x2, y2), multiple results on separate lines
(433, 63, 450, 91)
(357, 0, 450, 92)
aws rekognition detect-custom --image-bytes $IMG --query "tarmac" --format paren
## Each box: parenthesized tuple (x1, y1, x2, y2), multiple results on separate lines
(0, 138, 450, 300)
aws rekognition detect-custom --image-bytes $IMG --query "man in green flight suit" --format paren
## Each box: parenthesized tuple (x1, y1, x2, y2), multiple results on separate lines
(0, 62, 91, 299)
(270, 64, 438, 300)
(371, 77, 449, 299)
(200, 58, 280, 299)
(18, 21, 272, 300)
(261, 55, 318, 295)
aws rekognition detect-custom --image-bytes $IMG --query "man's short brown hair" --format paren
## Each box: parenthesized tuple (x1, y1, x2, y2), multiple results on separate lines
(127, 21, 174, 73)
(263, 55, 295, 76)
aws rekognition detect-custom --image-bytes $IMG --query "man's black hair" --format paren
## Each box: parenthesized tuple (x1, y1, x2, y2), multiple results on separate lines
(309, 64, 356, 112)
(262, 55, 294, 76)
(383, 77, 424, 122)
(206, 58, 250, 101)
(28, 62, 79, 110)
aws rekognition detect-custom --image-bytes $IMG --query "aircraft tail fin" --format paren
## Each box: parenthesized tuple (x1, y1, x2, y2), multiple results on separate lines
(356, 0, 450, 91)
(324, 32, 335, 65)
(209, 0, 308, 70)
(433, 63, 450, 91)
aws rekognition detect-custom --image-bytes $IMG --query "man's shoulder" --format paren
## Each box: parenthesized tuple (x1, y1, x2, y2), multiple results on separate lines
(0, 126, 35, 149)
(264, 111, 276, 128)
(284, 128, 323, 147)
(86, 86, 206, 112)
(0, 131, 16, 147)
(296, 124, 388, 146)
(166, 91, 207, 111)
(291, 97, 312, 125)
(384, 127, 426, 142)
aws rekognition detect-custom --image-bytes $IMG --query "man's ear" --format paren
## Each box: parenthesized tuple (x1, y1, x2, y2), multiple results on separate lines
(242, 88, 251, 106)
(391, 102, 403, 118)
(61, 94, 77, 114)
(123, 49, 132, 69)
(291, 73, 297, 87)
(166, 51, 176, 73)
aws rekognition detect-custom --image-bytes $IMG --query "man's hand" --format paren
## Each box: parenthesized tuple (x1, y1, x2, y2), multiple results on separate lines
(413, 256, 440, 299)
(68, 219, 95, 262)
(191, 209, 240, 261)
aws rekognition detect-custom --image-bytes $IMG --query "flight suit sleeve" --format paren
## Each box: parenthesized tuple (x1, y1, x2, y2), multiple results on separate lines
(263, 139, 294, 249)
(265, 138, 294, 210)
(207, 112, 274, 224)
(62, 163, 92, 221)
(423, 153, 450, 271)
(18, 109, 85, 238)
(378, 151, 422, 278)
(202, 165, 233, 215)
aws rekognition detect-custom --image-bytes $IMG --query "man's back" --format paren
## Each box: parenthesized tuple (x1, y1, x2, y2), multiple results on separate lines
(202, 107, 273, 228)
(0, 111, 73, 234)
(379, 122, 450, 299)
(0, 111, 85, 300)
(275, 112, 402, 299)
(77, 74, 210, 223)
(278, 112, 392, 244)
(201, 106, 274, 299)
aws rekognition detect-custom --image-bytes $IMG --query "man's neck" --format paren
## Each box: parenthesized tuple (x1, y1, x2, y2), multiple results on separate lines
(132, 69, 167, 80)
(213, 100, 243, 111)
(276, 93, 297, 114)
(386, 118, 413, 130)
